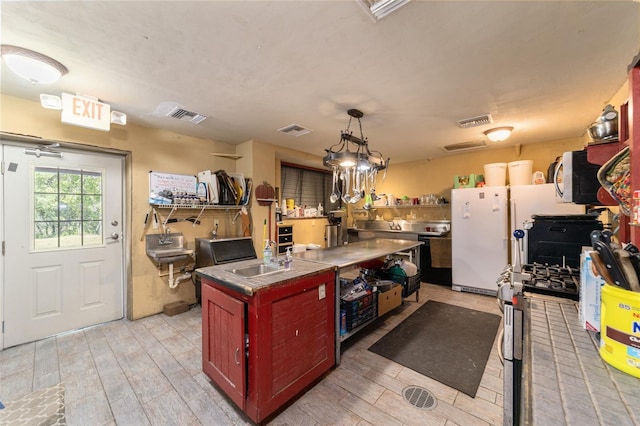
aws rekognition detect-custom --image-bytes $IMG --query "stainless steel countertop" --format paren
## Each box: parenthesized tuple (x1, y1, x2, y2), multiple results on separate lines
(196, 258, 335, 296)
(293, 238, 422, 269)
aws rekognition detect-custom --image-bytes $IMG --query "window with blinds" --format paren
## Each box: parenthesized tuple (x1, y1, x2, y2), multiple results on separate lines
(280, 164, 340, 212)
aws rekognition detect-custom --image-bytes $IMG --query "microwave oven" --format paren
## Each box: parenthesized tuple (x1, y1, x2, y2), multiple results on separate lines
(554, 150, 602, 204)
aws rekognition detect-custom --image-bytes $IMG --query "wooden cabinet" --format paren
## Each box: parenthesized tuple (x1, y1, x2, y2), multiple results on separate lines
(201, 270, 336, 424)
(202, 285, 245, 408)
(276, 224, 293, 254)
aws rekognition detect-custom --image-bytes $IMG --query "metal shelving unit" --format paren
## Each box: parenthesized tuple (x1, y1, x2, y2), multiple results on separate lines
(151, 204, 248, 227)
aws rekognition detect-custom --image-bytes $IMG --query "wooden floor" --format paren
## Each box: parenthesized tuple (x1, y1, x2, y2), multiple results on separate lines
(0, 283, 504, 425)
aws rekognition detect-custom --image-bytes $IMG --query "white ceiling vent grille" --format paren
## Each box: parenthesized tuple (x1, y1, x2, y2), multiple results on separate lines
(278, 124, 312, 137)
(166, 107, 207, 125)
(441, 140, 486, 152)
(457, 114, 493, 128)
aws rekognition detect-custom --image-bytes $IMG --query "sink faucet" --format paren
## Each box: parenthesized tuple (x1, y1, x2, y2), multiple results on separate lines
(266, 240, 281, 263)
(159, 226, 173, 245)
(211, 223, 219, 239)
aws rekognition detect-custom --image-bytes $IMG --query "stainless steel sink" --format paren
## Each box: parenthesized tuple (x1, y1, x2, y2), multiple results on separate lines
(227, 263, 283, 278)
(146, 233, 194, 264)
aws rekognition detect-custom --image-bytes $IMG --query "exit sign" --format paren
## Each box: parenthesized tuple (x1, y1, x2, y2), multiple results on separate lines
(61, 93, 110, 131)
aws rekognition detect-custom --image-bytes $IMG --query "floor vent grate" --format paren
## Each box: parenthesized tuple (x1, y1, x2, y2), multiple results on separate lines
(403, 385, 437, 410)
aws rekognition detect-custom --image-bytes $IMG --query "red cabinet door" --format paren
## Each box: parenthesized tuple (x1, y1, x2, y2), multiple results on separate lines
(202, 283, 246, 408)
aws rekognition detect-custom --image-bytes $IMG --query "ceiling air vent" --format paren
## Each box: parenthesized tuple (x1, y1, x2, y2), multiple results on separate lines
(278, 124, 312, 137)
(441, 140, 486, 152)
(457, 114, 493, 128)
(166, 107, 207, 125)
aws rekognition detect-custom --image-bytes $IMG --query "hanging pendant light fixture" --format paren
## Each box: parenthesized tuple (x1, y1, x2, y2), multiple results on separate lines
(323, 109, 389, 204)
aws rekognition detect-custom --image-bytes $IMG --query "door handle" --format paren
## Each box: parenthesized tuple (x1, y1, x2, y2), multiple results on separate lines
(234, 347, 240, 365)
(106, 232, 120, 241)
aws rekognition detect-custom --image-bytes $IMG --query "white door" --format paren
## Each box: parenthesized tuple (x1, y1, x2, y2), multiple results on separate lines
(2, 143, 124, 348)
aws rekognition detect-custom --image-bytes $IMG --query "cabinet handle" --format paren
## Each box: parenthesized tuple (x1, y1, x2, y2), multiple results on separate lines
(234, 347, 240, 365)
(548, 226, 567, 233)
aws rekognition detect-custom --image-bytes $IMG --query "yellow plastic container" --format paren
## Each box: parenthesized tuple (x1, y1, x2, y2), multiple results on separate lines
(600, 283, 640, 378)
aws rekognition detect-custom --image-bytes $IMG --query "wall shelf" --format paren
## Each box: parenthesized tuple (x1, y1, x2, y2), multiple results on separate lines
(210, 152, 243, 160)
(151, 204, 246, 210)
(150, 204, 248, 227)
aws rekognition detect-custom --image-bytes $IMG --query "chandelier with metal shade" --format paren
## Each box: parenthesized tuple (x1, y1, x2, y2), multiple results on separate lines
(323, 109, 389, 205)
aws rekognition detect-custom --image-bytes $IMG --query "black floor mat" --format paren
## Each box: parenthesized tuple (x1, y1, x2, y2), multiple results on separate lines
(368, 300, 501, 398)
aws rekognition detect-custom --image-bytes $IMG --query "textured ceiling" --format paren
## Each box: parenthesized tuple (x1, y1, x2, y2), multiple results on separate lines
(1, 1, 639, 164)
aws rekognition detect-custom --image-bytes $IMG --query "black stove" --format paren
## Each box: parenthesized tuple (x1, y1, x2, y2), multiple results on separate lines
(520, 262, 579, 300)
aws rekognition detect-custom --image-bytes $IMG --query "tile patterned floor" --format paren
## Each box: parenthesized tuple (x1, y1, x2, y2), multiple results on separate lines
(0, 283, 504, 425)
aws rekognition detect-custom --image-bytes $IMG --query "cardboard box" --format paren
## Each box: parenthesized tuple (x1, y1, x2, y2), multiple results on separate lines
(377, 283, 402, 317)
(453, 174, 484, 188)
(579, 248, 605, 332)
(163, 300, 189, 317)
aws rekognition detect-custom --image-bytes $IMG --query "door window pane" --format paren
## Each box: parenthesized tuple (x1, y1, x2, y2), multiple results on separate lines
(60, 194, 82, 221)
(83, 195, 102, 220)
(59, 169, 82, 194)
(34, 222, 58, 251)
(33, 166, 104, 250)
(34, 194, 58, 221)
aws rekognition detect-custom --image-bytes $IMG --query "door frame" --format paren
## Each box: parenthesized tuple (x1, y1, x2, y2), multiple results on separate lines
(1, 135, 132, 350)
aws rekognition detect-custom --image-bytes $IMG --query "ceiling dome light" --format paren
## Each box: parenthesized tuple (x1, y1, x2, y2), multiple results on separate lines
(1, 45, 68, 84)
(484, 126, 514, 142)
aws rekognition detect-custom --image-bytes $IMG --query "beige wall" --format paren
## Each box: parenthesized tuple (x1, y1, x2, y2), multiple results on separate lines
(1, 94, 241, 319)
(2, 78, 629, 318)
(377, 138, 585, 203)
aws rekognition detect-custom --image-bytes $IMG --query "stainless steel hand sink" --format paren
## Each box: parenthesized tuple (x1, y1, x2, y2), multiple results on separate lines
(227, 263, 283, 278)
(146, 233, 194, 264)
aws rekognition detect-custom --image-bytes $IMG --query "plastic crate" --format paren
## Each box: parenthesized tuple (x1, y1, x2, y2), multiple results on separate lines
(381, 269, 421, 298)
(340, 292, 377, 331)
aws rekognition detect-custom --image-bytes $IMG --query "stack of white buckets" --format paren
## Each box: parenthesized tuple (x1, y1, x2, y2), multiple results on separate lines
(484, 160, 533, 186)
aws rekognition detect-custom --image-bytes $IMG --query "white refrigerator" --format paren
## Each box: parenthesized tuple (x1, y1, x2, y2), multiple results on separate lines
(451, 186, 509, 296)
(451, 184, 586, 295)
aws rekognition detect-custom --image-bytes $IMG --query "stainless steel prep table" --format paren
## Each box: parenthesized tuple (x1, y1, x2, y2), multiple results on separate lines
(293, 238, 421, 269)
(294, 238, 423, 363)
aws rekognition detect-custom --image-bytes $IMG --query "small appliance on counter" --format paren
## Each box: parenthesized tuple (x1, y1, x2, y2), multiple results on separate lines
(326, 210, 347, 247)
